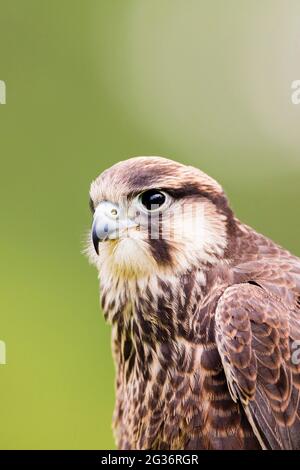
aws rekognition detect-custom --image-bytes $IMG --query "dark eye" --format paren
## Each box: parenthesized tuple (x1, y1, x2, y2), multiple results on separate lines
(140, 189, 167, 211)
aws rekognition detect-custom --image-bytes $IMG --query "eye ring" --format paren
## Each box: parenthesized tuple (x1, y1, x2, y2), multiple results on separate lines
(138, 189, 168, 212)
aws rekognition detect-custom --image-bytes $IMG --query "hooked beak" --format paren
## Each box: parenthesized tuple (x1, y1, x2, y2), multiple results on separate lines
(91, 201, 137, 254)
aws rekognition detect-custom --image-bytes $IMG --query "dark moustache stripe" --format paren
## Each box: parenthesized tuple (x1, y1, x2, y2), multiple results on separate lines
(148, 238, 173, 265)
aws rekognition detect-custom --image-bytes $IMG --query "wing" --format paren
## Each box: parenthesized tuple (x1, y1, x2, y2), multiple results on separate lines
(215, 282, 300, 449)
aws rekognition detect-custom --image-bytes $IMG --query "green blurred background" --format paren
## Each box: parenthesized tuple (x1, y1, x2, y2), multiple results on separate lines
(1, 0, 300, 449)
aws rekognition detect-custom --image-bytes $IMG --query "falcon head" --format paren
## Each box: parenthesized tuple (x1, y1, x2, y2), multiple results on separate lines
(87, 156, 235, 278)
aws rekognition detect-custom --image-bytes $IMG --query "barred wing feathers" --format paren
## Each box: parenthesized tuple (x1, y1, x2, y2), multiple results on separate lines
(215, 282, 300, 449)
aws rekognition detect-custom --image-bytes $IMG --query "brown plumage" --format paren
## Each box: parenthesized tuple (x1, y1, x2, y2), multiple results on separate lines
(87, 156, 300, 450)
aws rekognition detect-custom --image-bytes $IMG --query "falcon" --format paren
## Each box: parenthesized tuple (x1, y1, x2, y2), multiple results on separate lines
(86, 156, 300, 450)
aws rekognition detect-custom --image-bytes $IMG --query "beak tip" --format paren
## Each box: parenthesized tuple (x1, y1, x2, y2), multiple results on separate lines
(92, 228, 100, 255)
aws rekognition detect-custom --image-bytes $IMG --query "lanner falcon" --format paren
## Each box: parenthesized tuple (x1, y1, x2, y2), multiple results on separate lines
(87, 156, 300, 450)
